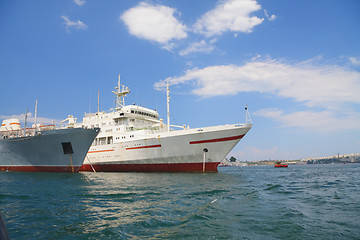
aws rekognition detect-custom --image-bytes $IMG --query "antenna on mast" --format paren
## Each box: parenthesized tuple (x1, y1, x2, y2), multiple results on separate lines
(112, 74, 130, 110)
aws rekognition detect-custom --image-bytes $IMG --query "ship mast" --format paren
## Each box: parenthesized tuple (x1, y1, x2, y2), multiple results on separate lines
(167, 81, 170, 132)
(112, 74, 130, 110)
(34, 99, 38, 132)
(24, 109, 28, 136)
(97, 90, 100, 114)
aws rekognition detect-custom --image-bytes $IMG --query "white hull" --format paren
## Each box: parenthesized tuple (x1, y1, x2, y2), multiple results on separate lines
(81, 123, 251, 172)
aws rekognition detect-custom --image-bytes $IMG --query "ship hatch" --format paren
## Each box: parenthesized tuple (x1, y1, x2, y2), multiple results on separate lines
(62, 142, 74, 154)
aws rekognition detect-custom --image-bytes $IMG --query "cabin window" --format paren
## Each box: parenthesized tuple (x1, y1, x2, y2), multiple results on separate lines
(131, 110, 134, 113)
(99, 137, 106, 145)
(107, 136, 113, 144)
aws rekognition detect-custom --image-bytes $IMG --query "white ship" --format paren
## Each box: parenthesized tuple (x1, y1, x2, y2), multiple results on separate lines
(79, 75, 252, 172)
(0, 113, 99, 173)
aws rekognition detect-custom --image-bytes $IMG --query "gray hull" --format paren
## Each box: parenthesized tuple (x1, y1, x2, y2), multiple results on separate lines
(0, 128, 99, 172)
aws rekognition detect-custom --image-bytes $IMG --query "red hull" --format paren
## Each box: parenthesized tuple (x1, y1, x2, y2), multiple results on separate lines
(274, 164, 288, 168)
(0, 166, 81, 173)
(80, 162, 220, 173)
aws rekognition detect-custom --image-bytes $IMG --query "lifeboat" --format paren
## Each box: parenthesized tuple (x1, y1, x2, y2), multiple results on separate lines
(39, 124, 55, 131)
(0, 119, 22, 137)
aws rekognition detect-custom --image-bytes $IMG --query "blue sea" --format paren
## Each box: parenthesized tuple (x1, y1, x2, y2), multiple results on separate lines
(1, 164, 360, 239)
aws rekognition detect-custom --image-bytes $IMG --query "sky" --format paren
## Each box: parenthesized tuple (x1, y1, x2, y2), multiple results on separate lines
(1, 0, 359, 161)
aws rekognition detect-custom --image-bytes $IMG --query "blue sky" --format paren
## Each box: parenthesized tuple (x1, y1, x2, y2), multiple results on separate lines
(1, 0, 359, 161)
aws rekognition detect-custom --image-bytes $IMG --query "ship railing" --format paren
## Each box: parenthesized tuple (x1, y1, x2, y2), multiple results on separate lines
(126, 125, 162, 132)
(84, 108, 118, 118)
(1, 128, 37, 139)
(169, 124, 190, 130)
(234, 123, 252, 128)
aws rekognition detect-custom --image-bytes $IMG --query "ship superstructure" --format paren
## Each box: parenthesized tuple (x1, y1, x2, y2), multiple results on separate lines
(79, 75, 252, 172)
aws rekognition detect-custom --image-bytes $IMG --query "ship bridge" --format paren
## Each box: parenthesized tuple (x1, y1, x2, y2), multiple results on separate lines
(118, 105, 159, 120)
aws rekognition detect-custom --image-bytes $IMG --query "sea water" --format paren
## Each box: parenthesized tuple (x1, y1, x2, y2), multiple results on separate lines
(1, 164, 359, 239)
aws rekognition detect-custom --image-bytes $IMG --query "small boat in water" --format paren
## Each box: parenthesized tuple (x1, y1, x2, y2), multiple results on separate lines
(274, 161, 288, 168)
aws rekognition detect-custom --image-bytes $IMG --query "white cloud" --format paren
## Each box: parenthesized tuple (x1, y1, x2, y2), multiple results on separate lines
(0, 113, 60, 125)
(179, 40, 215, 56)
(264, 9, 276, 21)
(120, 0, 273, 55)
(193, 0, 264, 37)
(349, 57, 360, 66)
(61, 16, 88, 32)
(155, 57, 360, 108)
(155, 57, 360, 131)
(120, 2, 187, 46)
(254, 108, 360, 132)
(268, 15, 276, 21)
(73, 0, 85, 6)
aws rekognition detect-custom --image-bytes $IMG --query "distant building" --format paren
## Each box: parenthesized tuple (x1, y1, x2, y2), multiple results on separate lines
(305, 153, 360, 164)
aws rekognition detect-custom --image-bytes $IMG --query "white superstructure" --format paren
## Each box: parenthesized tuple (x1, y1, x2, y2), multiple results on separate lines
(79, 75, 252, 172)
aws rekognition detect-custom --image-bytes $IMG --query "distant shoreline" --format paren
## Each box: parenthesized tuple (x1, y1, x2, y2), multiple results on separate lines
(222, 153, 360, 167)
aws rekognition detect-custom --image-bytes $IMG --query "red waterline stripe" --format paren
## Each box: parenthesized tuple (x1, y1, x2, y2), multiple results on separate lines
(88, 149, 114, 154)
(189, 134, 245, 145)
(80, 162, 220, 173)
(0, 165, 81, 173)
(126, 144, 161, 150)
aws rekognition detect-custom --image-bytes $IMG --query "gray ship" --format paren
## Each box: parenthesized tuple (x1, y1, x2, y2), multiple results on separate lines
(0, 118, 99, 172)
